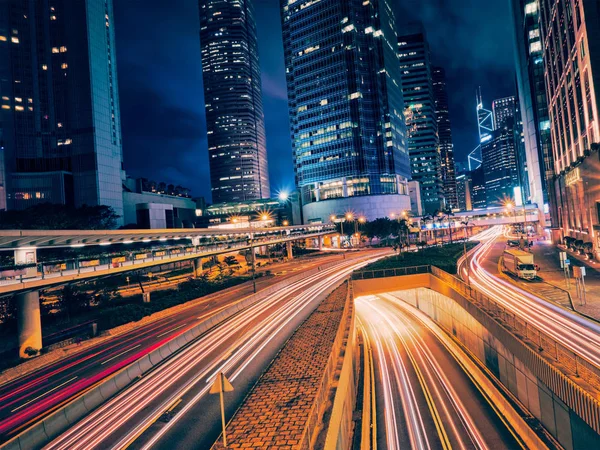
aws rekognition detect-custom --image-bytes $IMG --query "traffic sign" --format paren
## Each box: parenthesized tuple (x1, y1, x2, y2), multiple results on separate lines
(210, 372, 234, 394)
(564, 259, 571, 266)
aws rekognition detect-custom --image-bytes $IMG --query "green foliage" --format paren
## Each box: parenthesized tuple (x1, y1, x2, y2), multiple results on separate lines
(360, 242, 479, 274)
(0, 204, 120, 230)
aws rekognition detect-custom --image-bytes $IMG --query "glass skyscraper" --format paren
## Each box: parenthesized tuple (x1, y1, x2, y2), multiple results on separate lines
(199, 0, 270, 204)
(398, 25, 444, 214)
(0, 0, 124, 221)
(510, 0, 556, 227)
(280, 0, 411, 222)
(432, 66, 458, 210)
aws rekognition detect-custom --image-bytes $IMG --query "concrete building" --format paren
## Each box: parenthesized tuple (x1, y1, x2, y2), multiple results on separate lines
(0, 0, 124, 223)
(510, 0, 556, 226)
(198, 0, 270, 203)
(198, 196, 296, 228)
(280, 0, 412, 222)
(432, 66, 458, 210)
(537, 0, 600, 257)
(122, 177, 197, 229)
(398, 25, 444, 214)
(408, 180, 423, 216)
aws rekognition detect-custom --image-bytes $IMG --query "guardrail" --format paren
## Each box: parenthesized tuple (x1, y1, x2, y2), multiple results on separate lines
(352, 265, 430, 280)
(1, 258, 344, 450)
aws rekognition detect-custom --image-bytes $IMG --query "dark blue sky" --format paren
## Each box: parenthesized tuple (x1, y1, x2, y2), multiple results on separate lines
(114, 0, 516, 202)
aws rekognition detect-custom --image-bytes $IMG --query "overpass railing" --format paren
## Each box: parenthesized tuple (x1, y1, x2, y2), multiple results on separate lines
(0, 230, 330, 286)
(351, 265, 430, 280)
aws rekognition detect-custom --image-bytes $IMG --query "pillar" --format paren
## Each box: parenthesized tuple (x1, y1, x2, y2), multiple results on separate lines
(318, 236, 323, 250)
(192, 258, 203, 278)
(16, 291, 42, 358)
(286, 241, 293, 260)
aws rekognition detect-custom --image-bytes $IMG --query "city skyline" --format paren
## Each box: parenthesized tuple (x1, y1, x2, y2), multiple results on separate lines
(111, 0, 516, 201)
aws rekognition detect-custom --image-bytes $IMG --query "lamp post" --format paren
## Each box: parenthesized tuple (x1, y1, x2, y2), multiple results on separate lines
(461, 219, 472, 285)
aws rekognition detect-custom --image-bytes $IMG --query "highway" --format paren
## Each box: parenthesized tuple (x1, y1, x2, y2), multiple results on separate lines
(0, 253, 356, 444)
(461, 226, 600, 373)
(26, 251, 384, 450)
(357, 293, 521, 450)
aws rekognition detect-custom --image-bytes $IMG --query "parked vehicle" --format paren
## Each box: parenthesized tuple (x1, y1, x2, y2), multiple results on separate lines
(503, 249, 537, 280)
(507, 240, 519, 248)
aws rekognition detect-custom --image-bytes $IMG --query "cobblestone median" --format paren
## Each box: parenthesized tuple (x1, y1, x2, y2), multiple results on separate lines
(212, 283, 349, 449)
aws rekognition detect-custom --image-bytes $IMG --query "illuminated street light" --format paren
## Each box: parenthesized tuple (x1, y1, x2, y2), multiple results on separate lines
(282, 220, 289, 226)
(358, 217, 366, 223)
(346, 212, 354, 221)
(278, 191, 289, 202)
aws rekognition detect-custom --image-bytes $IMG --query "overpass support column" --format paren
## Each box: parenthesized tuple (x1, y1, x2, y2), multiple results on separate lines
(286, 241, 293, 260)
(16, 291, 42, 358)
(192, 258, 203, 278)
(318, 236, 323, 250)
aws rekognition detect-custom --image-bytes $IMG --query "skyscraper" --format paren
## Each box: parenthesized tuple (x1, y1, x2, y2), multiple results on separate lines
(538, 0, 600, 259)
(432, 66, 458, 210)
(510, 0, 557, 227)
(199, 0, 270, 204)
(478, 96, 518, 207)
(280, 0, 412, 222)
(0, 0, 124, 220)
(398, 25, 444, 214)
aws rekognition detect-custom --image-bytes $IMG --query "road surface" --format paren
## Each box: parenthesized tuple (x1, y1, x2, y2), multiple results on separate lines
(357, 293, 522, 450)
(0, 253, 357, 443)
(39, 251, 385, 450)
(461, 226, 600, 375)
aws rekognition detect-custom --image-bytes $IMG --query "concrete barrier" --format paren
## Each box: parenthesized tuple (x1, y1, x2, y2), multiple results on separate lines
(1, 259, 344, 450)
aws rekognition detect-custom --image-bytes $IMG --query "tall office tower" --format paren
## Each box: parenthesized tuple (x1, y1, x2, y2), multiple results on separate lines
(432, 66, 458, 210)
(514, 95, 531, 203)
(538, 0, 600, 259)
(199, 0, 270, 204)
(510, 0, 556, 226)
(456, 173, 473, 211)
(481, 97, 520, 206)
(0, 0, 124, 221)
(398, 25, 444, 214)
(493, 96, 517, 129)
(280, 0, 412, 222)
(470, 166, 487, 209)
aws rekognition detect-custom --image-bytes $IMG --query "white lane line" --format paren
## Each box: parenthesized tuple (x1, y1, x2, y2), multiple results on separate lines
(100, 345, 142, 366)
(156, 323, 187, 338)
(11, 376, 78, 412)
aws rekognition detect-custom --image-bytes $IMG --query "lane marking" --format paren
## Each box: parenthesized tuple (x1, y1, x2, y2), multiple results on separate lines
(11, 376, 78, 413)
(100, 345, 141, 366)
(156, 323, 187, 338)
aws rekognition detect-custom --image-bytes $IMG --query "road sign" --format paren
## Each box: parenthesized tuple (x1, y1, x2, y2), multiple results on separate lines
(210, 372, 234, 447)
(564, 259, 571, 266)
(210, 372, 234, 394)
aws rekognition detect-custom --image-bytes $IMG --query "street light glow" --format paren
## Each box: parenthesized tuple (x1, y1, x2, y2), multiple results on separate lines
(278, 191, 289, 201)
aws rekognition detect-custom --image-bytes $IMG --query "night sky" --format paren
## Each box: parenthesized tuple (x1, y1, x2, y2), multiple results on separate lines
(113, 0, 516, 202)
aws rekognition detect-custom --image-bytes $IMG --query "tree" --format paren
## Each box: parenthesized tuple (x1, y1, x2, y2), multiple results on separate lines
(224, 256, 239, 267)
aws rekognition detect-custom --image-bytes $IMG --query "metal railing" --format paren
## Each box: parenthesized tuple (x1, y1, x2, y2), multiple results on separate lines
(351, 265, 430, 280)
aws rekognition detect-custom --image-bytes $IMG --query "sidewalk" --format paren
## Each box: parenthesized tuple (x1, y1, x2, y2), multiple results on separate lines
(529, 240, 600, 320)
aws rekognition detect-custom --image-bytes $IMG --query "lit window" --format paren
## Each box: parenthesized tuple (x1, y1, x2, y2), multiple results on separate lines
(42, 64, 48, 70)
(50, 15, 57, 20)
(1, 96, 8, 101)
(60, 46, 67, 52)
(342, 24, 355, 33)
(320, 99, 328, 106)
(11, 37, 19, 44)
(52, 47, 59, 53)
(15, 97, 22, 102)
(529, 41, 542, 54)
(1, 105, 10, 110)
(349, 92, 362, 100)
(525, 2, 537, 14)
(0, 36, 6, 41)
(15, 105, 24, 111)
(61, 63, 68, 69)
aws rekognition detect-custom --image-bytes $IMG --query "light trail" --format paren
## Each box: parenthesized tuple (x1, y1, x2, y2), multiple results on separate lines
(463, 226, 600, 370)
(44, 254, 385, 450)
(357, 294, 518, 450)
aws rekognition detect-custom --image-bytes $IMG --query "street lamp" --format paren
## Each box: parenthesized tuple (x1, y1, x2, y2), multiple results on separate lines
(282, 220, 289, 227)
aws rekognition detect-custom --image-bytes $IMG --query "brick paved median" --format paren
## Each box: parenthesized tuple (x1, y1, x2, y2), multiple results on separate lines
(212, 282, 349, 449)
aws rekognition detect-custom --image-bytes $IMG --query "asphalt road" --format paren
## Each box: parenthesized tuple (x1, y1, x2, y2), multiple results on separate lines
(357, 293, 521, 450)
(42, 251, 386, 450)
(0, 252, 354, 443)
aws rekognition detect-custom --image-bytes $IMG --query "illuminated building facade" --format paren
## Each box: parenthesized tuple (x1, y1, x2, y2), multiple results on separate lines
(432, 66, 458, 210)
(510, 0, 556, 227)
(280, 0, 411, 222)
(538, 0, 600, 257)
(0, 0, 124, 221)
(398, 26, 444, 214)
(199, 0, 270, 203)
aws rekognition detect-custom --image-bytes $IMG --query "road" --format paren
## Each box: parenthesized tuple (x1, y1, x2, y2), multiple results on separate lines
(0, 252, 357, 444)
(357, 293, 521, 450)
(29, 251, 384, 450)
(461, 226, 600, 373)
